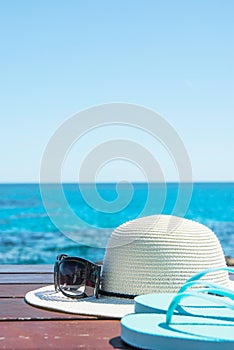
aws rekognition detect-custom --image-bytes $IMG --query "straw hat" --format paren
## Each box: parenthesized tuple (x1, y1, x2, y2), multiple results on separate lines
(25, 215, 234, 318)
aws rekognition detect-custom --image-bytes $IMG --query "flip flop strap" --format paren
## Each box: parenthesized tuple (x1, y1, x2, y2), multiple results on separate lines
(178, 279, 234, 294)
(166, 290, 234, 324)
(184, 266, 234, 284)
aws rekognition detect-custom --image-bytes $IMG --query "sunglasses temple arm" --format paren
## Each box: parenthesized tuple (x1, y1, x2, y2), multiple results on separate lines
(54, 262, 59, 292)
(94, 265, 102, 298)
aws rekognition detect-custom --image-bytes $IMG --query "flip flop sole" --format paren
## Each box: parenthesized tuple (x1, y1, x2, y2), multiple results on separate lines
(135, 293, 234, 319)
(121, 313, 234, 350)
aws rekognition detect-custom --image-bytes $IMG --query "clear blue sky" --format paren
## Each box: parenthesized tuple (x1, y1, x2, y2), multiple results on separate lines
(0, 0, 233, 182)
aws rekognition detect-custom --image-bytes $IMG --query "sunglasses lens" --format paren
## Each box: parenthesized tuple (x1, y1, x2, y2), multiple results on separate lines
(58, 260, 87, 297)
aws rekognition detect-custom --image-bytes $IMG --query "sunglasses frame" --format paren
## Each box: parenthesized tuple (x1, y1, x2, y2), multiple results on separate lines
(54, 254, 101, 299)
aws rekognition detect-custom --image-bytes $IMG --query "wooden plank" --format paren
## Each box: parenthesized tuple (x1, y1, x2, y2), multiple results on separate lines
(0, 298, 97, 321)
(1, 271, 233, 284)
(0, 273, 53, 284)
(0, 265, 53, 273)
(0, 284, 50, 298)
(1, 274, 233, 297)
(0, 320, 133, 349)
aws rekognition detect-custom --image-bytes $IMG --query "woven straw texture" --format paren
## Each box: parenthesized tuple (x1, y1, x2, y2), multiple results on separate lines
(102, 215, 230, 294)
(25, 286, 134, 318)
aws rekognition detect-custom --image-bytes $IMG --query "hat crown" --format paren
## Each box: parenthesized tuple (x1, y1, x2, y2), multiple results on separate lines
(102, 215, 229, 294)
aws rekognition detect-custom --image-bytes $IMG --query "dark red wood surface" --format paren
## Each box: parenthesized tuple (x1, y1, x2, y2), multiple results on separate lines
(1, 265, 234, 349)
(0, 265, 131, 349)
(0, 320, 133, 349)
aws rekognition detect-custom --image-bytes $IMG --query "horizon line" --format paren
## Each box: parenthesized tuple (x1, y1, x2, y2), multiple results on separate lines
(0, 181, 234, 185)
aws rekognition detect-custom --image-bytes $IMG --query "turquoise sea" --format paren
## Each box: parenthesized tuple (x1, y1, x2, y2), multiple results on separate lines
(0, 183, 233, 264)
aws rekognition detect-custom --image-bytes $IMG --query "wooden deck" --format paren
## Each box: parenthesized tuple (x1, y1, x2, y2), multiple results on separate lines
(0, 265, 133, 349)
(1, 265, 234, 349)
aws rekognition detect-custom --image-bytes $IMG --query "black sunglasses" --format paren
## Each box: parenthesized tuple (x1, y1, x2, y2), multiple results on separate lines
(54, 254, 101, 299)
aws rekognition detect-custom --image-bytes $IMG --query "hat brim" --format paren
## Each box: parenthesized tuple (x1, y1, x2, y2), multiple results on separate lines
(25, 285, 134, 319)
(25, 277, 234, 319)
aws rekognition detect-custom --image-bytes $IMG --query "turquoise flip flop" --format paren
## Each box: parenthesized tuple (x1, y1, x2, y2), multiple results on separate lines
(135, 290, 234, 319)
(121, 267, 234, 349)
(121, 291, 234, 350)
(135, 267, 234, 316)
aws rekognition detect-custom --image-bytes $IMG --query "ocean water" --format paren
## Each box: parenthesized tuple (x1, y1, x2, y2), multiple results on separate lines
(0, 183, 233, 264)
